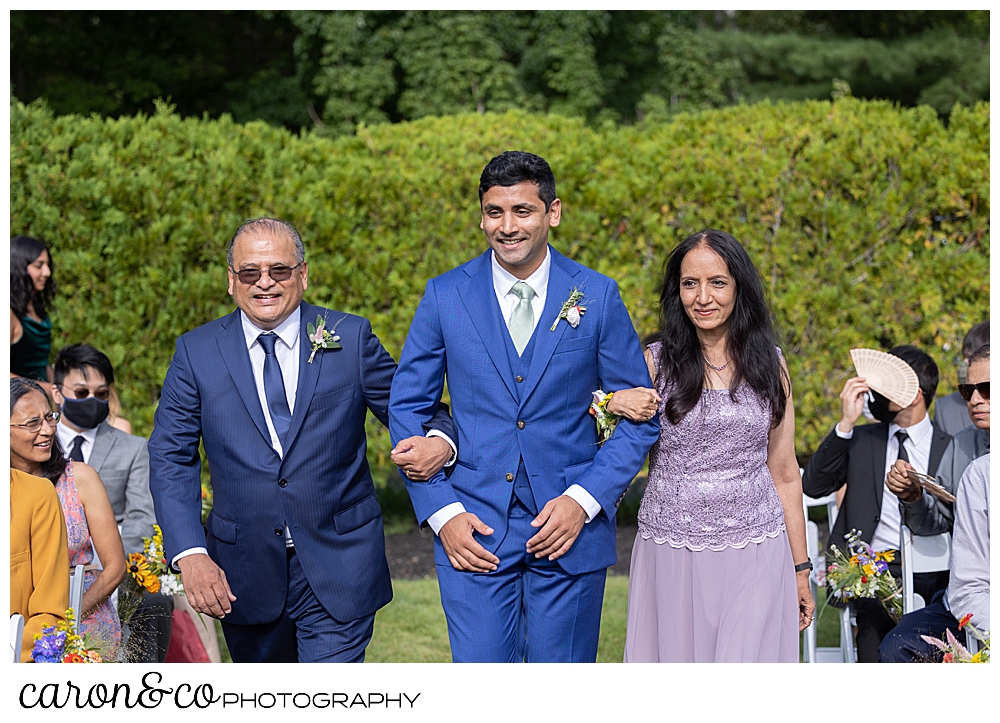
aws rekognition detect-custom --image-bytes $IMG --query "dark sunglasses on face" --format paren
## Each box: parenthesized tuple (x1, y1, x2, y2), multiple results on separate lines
(230, 264, 301, 285)
(10, 411, 61, 433)
(59, 386, 110, 401)
(958, 382, 990, 402)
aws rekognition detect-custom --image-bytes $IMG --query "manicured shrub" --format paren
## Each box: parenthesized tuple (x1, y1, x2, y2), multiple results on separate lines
(10, 97, 988, 482)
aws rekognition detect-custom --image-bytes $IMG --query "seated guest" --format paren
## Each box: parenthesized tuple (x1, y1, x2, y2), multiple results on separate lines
(933, 321, 989, 436)
(10, 377, 126, 659)
(803, 345, 952, 662)
(10, 467, 70, 662)
(52, 344, 172, 662)
(879, 453, 990, 661)
(888, 344, 989, 535)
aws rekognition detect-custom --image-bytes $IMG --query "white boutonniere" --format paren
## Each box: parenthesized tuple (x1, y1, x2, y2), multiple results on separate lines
(307, 313, 346, 363)
(550, 287, 586, 331)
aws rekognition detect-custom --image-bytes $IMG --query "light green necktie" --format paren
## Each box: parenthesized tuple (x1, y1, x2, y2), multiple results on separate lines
(508, 280, 535, 356)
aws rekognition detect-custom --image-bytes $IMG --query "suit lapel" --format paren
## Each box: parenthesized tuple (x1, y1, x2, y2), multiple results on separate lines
(871, 423, 889, 511)
(218, 309, 274, 452)
(457, 252, 518, 400)
(927, 422, 950, 476)
(285, 302, 323, 452)
(88, 422, 114, 471)
(519, 248, 580, 407)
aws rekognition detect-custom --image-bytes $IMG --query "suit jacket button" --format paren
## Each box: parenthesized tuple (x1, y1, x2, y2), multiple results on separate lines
(517, 420, 525, 429)
(274, 527, 283, 536)
(505, 473, 514, 482)
(515, 375, 524, 383)
(278, 478, 288, 487)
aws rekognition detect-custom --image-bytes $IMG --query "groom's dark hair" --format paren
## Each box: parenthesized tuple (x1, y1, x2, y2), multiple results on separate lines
(479, 151, 557, 211)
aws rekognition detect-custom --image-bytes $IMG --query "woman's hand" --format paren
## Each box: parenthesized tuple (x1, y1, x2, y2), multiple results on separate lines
(796, 569, 816, 632)
(605, 387, 661, 422)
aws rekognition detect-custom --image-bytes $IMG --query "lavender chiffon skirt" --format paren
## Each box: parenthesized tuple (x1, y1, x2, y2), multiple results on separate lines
(623, 530, 799, 662)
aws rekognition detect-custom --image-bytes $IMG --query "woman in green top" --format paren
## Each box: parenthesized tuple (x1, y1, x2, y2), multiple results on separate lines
(10, 235, 57, 384)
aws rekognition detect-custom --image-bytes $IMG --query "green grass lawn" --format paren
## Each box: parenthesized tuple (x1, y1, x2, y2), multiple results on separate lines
(217, 575, 839, 662)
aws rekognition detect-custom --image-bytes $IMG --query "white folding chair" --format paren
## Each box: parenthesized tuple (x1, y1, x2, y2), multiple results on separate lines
(899, 525, 951, 614)
(10, 614, 25, 663)
(801, 488, 850, 662)
(966, 631, 982, 654)
(69, 564, 85, 632)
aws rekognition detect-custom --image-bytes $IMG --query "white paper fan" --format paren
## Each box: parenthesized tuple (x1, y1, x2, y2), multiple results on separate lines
(850, 348, 919, 408)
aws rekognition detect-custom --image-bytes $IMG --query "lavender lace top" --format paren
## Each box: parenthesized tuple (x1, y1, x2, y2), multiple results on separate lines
(638, 342, 786, 551)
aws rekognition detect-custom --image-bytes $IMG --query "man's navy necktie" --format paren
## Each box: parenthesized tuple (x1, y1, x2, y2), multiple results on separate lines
(69, 435, 85, 463)
(894, 430, 910, 463)
(258, 333, 291, 446)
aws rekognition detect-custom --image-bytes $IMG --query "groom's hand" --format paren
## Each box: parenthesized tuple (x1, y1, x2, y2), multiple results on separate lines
(439, 513, 498, 572)
(177, 553, 237, 619)
(527, 497, 587, 560)
(391, 436, 452, 481)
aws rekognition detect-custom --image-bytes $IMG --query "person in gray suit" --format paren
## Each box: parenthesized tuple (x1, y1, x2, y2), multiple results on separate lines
(933, 321, 989, 436)
(52, 344, 172, 663)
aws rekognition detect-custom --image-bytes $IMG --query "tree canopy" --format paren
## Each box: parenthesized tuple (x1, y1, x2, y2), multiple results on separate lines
(11, 10, 989, 134)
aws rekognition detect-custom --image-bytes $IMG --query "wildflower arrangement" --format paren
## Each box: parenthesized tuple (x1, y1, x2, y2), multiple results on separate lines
(118, 550, 160, 628)
(550, 288, 586, 331)
(921, 614, 991, 663)
(589, 390, 620, 444)
(825, 529, 903, 622)
(144, 525, 184, 597)
(31, 609, 103, 663)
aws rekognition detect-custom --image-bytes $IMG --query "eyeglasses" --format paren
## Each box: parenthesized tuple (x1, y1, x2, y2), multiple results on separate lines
(229, 264, 301, 285)
(58, 385, 110, 401)
(958, 382, 990, 402)
(10, 411, 61, 433)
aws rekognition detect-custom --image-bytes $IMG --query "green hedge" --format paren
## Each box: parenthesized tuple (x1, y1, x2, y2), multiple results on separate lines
(10, 97, 989, 480)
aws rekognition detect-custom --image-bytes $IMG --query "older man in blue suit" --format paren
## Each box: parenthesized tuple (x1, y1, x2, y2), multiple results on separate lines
(148, 217, 455, 662)
(389, 151, 659, 662)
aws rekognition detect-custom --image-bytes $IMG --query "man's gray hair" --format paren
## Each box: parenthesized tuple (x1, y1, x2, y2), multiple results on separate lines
(227, 217, 305, 267)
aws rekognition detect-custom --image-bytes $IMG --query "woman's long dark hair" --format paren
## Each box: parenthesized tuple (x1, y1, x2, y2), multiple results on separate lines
(10, 377, 66, 485)
(647, 229, 788, 426)
(10, 235, 56, 319)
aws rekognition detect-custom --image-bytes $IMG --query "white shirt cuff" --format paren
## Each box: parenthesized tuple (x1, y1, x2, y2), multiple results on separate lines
(171, 546, 208, 571)
(834, 423, 854, 439)
(427, 502, 466, 535)
(563, 485, 601, 523)
(425, 429, 458, 467)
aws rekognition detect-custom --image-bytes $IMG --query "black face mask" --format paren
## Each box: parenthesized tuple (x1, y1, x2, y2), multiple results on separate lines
(867, 391, 899, 424)
(61, 396, 110, 430)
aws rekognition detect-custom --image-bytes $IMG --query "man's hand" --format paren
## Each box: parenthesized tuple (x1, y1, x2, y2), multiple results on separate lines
(838, 376, 870, 434)
(390, 436, 452, 481)
(526, 496, 588, 561)
(886, 459, 923, 503)
(177, 553, 237, 619)
(438, 513, 498, 572)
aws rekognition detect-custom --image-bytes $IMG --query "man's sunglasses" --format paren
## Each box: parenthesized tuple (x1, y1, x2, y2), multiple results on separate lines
(958, 382, 990, 402)
(230, 264, 301, 285)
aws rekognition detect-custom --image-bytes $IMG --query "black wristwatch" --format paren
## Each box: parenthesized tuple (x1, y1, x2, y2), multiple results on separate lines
(793, 560, 813, 573)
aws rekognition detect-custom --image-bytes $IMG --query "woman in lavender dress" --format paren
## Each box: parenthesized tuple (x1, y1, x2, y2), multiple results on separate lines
(607, 230, 814, 662)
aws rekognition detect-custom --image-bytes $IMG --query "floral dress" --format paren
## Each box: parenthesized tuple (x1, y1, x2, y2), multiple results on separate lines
(55, 460, 122, 658)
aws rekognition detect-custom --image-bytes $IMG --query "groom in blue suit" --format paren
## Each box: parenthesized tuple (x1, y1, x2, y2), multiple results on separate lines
(148, 217, 455, 662)
(389, 151, 659, 662)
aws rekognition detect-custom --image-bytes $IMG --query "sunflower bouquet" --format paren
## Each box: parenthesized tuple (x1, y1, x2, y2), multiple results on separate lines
(922, 614, 991, 663)
(826, 529, 903, 622)
(144, 524, 184, 596)
(31, 609, 103, 663)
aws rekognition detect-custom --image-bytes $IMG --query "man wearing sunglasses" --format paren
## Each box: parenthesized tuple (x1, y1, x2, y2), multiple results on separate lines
(51, 343, 171, 663)
(932, 320, 989, 436)
(148, 217, 457, 663)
